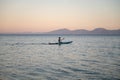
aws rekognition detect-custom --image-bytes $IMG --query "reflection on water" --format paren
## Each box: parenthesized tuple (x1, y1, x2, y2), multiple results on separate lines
(0, 35, 120, 80)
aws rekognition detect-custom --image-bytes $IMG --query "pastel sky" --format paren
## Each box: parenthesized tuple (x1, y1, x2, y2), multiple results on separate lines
(0, 0, 120, 33)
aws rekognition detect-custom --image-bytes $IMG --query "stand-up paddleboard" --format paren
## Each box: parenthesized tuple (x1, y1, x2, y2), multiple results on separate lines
(48, 41, 73, 45)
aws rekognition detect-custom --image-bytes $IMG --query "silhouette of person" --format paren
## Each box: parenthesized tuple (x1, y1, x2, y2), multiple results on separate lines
(58, 37, 64, 45)
(58, 37, 61, 44)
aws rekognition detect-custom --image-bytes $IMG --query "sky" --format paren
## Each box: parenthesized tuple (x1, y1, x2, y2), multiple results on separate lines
(0, 0, 120, 33)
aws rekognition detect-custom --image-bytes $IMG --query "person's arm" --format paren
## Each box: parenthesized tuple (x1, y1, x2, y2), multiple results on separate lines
(61, 38, 64, 40)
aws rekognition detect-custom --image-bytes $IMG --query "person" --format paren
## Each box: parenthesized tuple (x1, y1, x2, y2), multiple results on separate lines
(58, 37, 64, 45)
(58, 37, 61, 44)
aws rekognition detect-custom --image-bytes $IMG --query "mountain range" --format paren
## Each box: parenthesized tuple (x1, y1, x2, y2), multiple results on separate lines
(45, 28, 120, 35)
(1, 28, 120, 35)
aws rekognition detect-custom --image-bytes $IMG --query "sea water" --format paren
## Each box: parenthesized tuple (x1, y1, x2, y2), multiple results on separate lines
(0, 34, 120, 80)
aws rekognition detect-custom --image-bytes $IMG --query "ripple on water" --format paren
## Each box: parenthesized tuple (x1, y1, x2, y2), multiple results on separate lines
(64, 67, 100, 75)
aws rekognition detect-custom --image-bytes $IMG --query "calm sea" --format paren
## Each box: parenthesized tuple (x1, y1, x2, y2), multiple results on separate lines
(0, 34, 120, 80)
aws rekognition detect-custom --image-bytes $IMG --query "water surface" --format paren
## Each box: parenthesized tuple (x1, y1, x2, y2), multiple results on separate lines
(0, 35, 120, 80)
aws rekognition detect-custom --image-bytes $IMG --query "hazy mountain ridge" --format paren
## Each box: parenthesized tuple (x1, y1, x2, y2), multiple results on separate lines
(1, 28, 120, 35)
(46, 28, 120, 34)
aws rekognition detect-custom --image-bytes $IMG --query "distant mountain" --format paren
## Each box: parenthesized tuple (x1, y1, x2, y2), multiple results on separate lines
(72, 29, 89, 34)
(46, 28, 71, 34)
(90, 28, 120, 34)
(45, 28, 120, 35)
